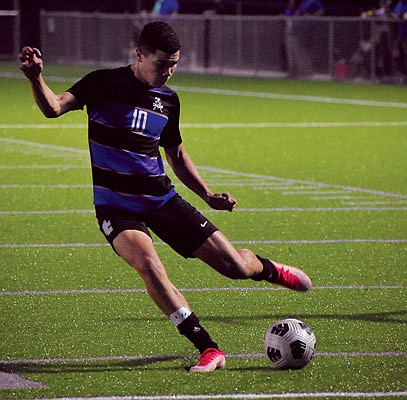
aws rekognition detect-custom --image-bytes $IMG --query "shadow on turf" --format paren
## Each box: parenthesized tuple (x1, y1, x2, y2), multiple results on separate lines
(0, 355, 196, 375)
(2, 312, 404, 376)
(0, 358, 275, 375)
(119, 310, 407, 325)
(214, 310, 407, 324)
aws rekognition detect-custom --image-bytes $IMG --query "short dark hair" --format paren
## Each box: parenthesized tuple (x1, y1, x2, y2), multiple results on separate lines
(138, 21, 181, 55)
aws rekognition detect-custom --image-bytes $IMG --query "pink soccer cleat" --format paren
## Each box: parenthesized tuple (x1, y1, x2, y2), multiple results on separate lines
(270, 261, 312, 292)
(189, 348, 226, 372)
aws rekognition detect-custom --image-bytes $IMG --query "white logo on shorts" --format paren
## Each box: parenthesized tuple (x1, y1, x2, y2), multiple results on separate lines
(102, 220, 113, 236)
(200, 220, 208, 228)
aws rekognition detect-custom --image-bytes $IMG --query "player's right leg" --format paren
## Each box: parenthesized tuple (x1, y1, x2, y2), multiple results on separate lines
(194, 231, 312, 292)
(252, 255, 312, 292)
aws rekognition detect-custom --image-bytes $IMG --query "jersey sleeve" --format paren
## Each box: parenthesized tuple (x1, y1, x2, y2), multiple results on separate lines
(159, 92, 182, 148)
(67, 71, 101, 108)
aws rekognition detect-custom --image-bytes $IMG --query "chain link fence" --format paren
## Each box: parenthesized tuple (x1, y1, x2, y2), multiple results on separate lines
(40, 11, 406, 83)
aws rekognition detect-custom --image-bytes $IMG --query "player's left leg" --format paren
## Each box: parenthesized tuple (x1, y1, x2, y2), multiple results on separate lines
(96, 204, 224, 372)
(113, 229, 225, 371)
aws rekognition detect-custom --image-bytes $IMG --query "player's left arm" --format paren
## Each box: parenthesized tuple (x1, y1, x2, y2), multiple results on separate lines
(164, 144, 237, 211)
(18, 46, 79, 118)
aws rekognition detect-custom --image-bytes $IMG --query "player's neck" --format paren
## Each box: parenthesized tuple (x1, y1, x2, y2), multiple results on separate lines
(130, 63, 149, 87)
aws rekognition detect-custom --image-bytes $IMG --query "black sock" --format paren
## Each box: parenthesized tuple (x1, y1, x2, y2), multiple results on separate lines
(252, 255, 277, 281)
(177, 313, 218, 353)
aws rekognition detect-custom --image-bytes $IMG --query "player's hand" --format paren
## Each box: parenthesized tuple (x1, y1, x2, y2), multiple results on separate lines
(18, 46, 43, 80)
(206, 192, 237, 212)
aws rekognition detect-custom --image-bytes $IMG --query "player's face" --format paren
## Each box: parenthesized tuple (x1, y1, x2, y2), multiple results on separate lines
(135, 49, 179, 87)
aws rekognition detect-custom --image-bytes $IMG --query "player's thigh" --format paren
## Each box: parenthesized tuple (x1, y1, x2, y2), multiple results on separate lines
(113, 229, 163, 275)
(147, 194, 217, 258)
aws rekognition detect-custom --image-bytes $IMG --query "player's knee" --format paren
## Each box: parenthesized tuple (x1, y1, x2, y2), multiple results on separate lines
(223, 254, 253, 279)
(230, 249, 258, 279)
(126, 254, 166, 282)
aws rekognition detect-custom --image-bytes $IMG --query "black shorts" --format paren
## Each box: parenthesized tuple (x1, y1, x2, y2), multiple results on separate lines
(95, 194, 218, 258)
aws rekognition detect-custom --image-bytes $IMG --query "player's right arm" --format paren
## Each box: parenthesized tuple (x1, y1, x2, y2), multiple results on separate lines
(18, 46, 78, 118)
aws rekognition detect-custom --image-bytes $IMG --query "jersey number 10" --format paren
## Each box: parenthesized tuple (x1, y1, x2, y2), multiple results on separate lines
(131, 108, 148, 131)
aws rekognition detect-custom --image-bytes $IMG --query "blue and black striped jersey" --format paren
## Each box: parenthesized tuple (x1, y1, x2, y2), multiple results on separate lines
(68, 66, 182, 213)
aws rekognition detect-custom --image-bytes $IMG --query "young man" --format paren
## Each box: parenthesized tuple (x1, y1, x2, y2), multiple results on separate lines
(19, 21, 311, 372)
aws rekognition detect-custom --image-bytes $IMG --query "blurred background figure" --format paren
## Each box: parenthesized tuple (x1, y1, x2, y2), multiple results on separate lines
(152, 0, 179, 19)
(285, 0, 297, 16)
(291, 0, 324, 77)
(284, 0, 300, 77)
(392, 0, 407, 79)
(203, 0, 226, 15)
(297, 0, 325, 15)
(360, 0, 394, 80)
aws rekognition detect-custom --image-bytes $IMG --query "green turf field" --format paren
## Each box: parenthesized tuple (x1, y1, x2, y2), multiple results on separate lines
(0, 62, 406, 400)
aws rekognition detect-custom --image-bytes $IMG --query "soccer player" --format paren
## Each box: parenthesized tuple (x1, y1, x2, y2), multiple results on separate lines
(19, 21, 312, 372)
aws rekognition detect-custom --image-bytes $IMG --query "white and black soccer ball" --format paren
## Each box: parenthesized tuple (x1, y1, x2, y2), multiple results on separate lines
(263, 318, 316, 369)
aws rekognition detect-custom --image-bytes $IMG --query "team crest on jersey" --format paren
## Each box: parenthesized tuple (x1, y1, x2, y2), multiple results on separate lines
(153, 97, 164, 113)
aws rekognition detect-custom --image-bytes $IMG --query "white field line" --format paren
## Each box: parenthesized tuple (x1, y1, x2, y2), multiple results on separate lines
(0, 124, 87, 129)
(172, 85, 407, 109)
(1, 136, 406, 199)
(198, 166, 407, 199)
(214, 207, 407, 212)
(1, 122, 407, 129)
(311, 196, 365, 200)
(0, 209, 94, 215)
(5, 392, 407, 400)
(0, 184, 92, 188)
(3, 185, 406, 197)
(1, 239, 406, 249)
(0, 137, 88, 154)
(1, 207, 407, 216)
(282, 190, 353, 195)
(0, 164, 89, 169)
(180, 121, 407, 128)
(342, 200, 407, 205)
(0, 72, 80, 82)
(1, 285, 405, 296)
(1, 351, 407, 366)
(3, 70, 407, 108)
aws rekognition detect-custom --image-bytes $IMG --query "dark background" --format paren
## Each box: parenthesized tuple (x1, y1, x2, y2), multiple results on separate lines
(1, 0, 391, 49)
(12, 0, 383, 15)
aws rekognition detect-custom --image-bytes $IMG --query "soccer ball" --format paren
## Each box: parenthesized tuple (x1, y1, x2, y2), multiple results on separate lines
(263, 318, 316, 369)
